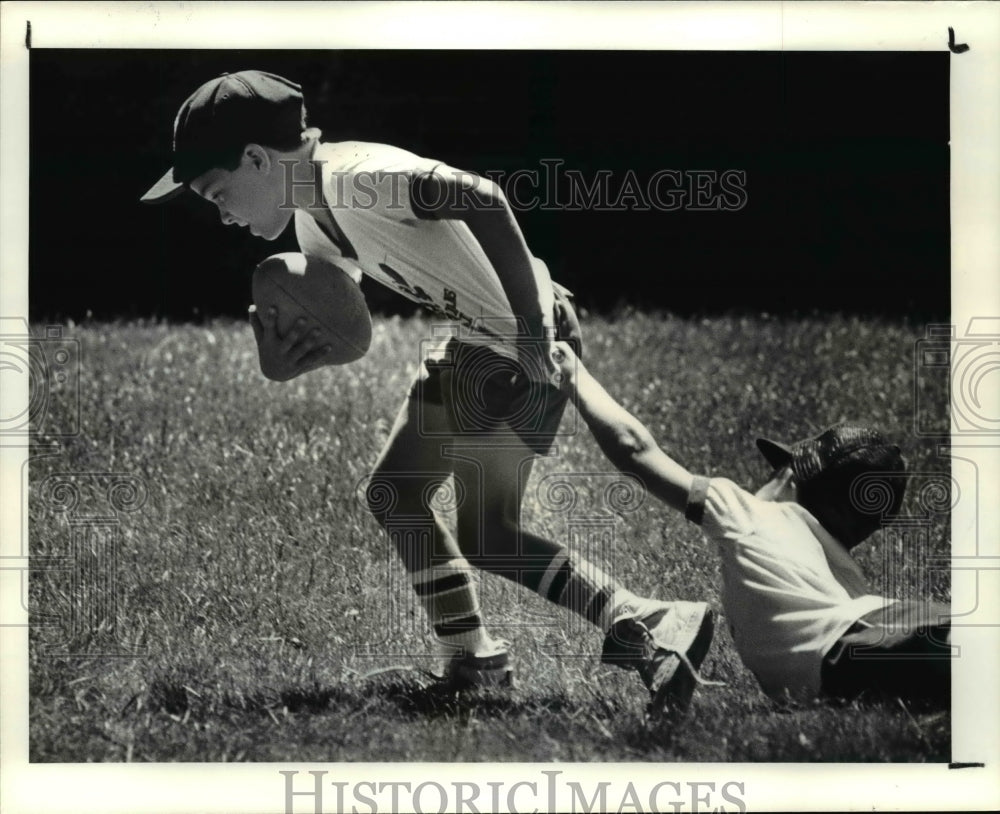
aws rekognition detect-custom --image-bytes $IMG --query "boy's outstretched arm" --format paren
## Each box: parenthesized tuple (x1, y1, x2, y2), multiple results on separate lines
(551, 342, 696, 515)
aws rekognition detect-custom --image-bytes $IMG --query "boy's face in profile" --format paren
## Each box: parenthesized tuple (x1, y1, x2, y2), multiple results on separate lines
(189, 144, 294, 241)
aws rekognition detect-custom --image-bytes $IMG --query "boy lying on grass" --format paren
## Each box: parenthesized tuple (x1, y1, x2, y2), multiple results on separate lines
(547, 342, 951, 708)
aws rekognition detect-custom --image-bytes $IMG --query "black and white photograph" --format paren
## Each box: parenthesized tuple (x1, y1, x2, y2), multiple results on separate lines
(2, 2, 998, 812)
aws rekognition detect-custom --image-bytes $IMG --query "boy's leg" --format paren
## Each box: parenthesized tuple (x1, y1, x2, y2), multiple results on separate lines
(440, 287, 714, 713)
(366, 377, 508, 681)
(443, 287, 635, 611)
(820, 600, 952, 709)
(449, 441, 632, 619)
(445, 421, 713, 714)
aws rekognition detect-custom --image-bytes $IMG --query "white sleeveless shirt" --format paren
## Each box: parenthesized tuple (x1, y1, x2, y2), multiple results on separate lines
(690, 477, 895, 701)
(295, 140, 546, 358)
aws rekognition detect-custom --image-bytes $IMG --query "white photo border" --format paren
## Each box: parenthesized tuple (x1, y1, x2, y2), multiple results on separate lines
(2, 2, 998, 812)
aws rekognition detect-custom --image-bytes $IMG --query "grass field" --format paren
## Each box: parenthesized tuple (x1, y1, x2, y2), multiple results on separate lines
(28, 312, 951, 762)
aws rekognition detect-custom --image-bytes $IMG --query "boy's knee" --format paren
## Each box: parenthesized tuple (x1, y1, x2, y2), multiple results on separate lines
(364, 470, 446, 523)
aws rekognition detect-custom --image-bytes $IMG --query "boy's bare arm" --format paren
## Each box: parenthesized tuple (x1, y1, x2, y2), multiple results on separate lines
(411, 168, 556, 376)
(551, 343, 696, 515)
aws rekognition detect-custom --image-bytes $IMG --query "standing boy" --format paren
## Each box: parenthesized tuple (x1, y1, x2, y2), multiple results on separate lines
(547, 340, 951, 707)
(142, 70, 714, 717)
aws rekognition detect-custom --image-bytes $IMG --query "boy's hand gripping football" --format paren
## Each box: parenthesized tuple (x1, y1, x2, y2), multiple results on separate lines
(249, 305, 332, 382)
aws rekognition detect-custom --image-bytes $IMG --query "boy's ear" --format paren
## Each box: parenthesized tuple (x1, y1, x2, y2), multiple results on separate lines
(241, 143, 272, 173)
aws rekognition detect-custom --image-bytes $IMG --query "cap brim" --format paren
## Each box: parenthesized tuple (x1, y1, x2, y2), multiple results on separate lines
(756, 437, 794, 470)
(140, 168, 185, 204)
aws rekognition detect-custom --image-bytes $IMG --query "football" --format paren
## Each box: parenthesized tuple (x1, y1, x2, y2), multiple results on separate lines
(252, 253, 372, 366)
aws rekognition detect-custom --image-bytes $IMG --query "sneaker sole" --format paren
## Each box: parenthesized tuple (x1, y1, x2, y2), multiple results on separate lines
(649, 605, 715, 718)
(442, 651, 515, 691)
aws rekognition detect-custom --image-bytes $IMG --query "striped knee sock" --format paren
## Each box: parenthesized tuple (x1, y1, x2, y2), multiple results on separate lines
(536, 549, 640, 632)
(410, 558, 495, 656)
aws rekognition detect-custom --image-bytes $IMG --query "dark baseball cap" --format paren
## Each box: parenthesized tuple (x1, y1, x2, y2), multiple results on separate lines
(757, 423, 907, 547)
(141, 70, 306, 204)
(756, 423, 903, 484)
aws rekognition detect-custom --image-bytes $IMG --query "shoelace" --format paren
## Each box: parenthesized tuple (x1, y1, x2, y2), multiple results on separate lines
(632, 619, 727, 688)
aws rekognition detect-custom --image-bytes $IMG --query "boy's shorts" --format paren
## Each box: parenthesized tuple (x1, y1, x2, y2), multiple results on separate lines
(820, 600, 951, 707)
(411, 281, 583, 455)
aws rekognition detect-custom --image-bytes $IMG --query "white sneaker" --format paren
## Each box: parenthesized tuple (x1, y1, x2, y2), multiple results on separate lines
(601, 600, 715, 718)
(437, 639, 514, 690)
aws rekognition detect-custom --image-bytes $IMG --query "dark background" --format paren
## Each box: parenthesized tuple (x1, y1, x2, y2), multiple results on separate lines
(29, 50, 949, 320)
